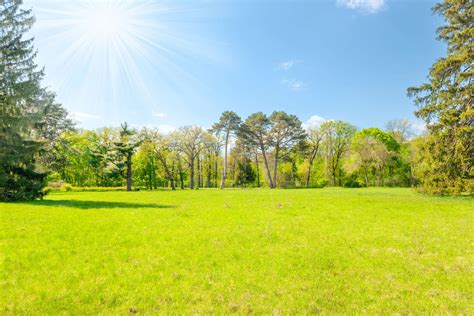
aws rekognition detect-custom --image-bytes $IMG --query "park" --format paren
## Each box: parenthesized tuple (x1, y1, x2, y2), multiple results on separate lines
(1, 0, 472, 314)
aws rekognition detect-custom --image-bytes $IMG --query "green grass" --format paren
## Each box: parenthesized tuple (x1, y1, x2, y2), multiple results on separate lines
(1, 188, 472, 314)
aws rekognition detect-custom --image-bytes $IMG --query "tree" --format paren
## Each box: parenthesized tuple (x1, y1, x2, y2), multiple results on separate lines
(320, 121, 356, 186)
(239, 112, 274, 188)
(0, 0, 71, 200)
(385, 119, 414, 143)
(407, 0, 473, 194)
(268, 111, 306, 188)
(211, 111, 241, 189)
(350, 134, 390, 186)
(114, 123, 141, 191)
(304, 125, 322, 187)
(144, 129, 176, 190)
(235, 157, 256, 188)
(350, 128, 401, 186)
(174, 126, 207, 189)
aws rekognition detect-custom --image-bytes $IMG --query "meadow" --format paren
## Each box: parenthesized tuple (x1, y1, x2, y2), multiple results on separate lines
(1, 188, 472, 314)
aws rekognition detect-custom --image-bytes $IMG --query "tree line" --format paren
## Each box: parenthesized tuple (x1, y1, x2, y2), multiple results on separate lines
(0, 0, 472, 200)
(48, 116, 421, 192)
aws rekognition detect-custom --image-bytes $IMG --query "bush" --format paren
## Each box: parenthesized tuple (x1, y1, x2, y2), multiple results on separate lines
(343, 178, 364, 188)
(41, 186, 52, 195)
(314, 178, 329, 188)
(60, 183, 73, 192)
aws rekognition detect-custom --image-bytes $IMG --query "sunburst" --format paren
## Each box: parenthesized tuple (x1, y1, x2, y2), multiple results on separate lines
(28, 0, 223, 126)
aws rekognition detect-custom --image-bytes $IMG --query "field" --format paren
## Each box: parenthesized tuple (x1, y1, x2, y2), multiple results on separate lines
(1, 188, 472, 314)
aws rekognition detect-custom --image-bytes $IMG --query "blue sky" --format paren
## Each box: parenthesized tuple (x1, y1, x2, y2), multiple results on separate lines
(26, 0, 443, 132)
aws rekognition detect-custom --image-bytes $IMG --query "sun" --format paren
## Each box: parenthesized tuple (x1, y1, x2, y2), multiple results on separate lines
(32, 0, 222, 123)
(78, 4, 132, 40)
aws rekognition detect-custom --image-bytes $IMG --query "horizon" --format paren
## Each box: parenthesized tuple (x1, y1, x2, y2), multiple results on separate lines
(26, 0, 443, 133)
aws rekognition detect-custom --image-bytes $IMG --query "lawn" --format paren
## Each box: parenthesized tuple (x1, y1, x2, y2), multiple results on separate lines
(1, 188, 472, 314)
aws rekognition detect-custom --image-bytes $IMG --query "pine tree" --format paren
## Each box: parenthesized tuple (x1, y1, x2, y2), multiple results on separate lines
(0, 0, 71, 200)
(114, 123, 141, 191)
(407, 0, 473, 194)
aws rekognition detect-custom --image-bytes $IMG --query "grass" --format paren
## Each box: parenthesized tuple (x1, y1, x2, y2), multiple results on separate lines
(1, 188, 472, 314)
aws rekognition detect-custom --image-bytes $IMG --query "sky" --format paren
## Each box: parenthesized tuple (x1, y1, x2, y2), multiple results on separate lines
(25, 0, 444, 132)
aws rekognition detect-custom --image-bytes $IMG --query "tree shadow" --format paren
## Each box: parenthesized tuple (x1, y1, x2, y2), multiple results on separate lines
(26, 200, 173, 209)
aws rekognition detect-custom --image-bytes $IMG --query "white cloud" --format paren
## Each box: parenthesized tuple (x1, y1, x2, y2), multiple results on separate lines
(70, 111, 100, 122)
(337, 0, 385, 13)
(152, 111, 166, 118)
(281, 78, 307, 91)
(307, 115, 326, 126)
(302, 115, 326, 130)
(276, 60, 300, 71)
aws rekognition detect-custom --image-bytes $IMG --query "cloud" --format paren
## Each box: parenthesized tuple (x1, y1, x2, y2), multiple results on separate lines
(337, 0, 385, 13)
(70, 111, 100, 122)
(152, 111, 166, 118)
(276, 60, 300, 71)
(302, 115, 327, 130)
(281, 78, 307, 91)
(307, 115, 326, 126)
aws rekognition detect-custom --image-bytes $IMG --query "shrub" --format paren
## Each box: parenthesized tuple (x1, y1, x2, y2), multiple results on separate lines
(60, 183, 73, 192)
(41, 186, 52, 195)
(343, 177, 364, 188)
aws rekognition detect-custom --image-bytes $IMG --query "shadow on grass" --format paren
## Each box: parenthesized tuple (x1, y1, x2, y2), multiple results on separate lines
(27, 200, 173, 209)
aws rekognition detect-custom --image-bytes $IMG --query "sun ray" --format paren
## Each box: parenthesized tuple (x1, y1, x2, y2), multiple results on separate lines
(28, 0, 225, 125)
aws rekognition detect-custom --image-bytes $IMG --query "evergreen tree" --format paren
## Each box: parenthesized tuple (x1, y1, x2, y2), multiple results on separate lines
(235, 157, 256, 188)
(114, 123, 141, 191)
(407, 0, 473, 194)
(0, 0, 71, 200)
(211, 111, 241, 189)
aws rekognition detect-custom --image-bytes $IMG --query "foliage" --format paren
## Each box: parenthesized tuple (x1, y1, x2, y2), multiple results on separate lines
(234, 157, 256, 187)
(210, 111, 240, 189)
(407, 0, 473, 194)
(348, 128, 401, 187)
(0, 0, 71, 201)
(320, 121, 357, 186)
(60, 183, 73, 192)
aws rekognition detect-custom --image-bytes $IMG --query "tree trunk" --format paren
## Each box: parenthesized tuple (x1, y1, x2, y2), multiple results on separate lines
(214, 154, 218, 188)
(364, 166, 369, 187)
(126, 153, 132, 191)
(272, 146, 279, 189)
(206, 155, 211, 188)
(170, 159, 176, 190)
(220, 132, 229, 189)
(260, 143, 274, 188)
(189, 159, 195, 189)
(306, 163, 312, 188)
(255, 152, 260, 188)
(197, 155, 201, 189)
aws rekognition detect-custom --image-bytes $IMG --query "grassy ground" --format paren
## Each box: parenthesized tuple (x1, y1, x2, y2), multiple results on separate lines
(1, 188, 472, 314)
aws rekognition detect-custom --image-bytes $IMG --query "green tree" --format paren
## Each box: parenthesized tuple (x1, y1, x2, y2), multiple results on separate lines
(211, 111, 241, 189)
(0, 0, 71, 200)
(174, 126, 207, 189)
(320, 121, 357, 186)
(235, 157, 256, 188)
(268, 111, 306, 188)
(303, 125, 323, 187)
(114, 123, 141, 191)
(239, 112, 274, 188)
(407, 0, 473, 194)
